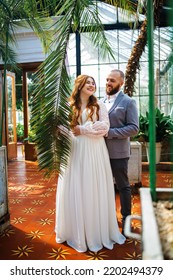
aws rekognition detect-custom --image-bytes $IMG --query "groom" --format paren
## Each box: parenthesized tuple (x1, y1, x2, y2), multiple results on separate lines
(103, 69, 139, 234)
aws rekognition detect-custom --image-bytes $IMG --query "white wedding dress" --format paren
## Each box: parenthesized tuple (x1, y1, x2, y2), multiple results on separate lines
(55, 101, 126, 252)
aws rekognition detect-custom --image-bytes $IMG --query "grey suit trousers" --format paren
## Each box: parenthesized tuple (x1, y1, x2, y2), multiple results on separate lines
(110, 158, 131, 222)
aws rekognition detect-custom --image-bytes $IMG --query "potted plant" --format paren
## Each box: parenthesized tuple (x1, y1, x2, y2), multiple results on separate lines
(136, 108, 173, 163)
(24, 130, 37, 161)
(16, 123, 24, 142)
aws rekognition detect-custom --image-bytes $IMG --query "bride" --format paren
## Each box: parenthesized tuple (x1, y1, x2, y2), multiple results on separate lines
(55, 74, 125, 252)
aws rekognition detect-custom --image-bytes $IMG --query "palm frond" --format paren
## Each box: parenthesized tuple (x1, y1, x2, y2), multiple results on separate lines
(103, 0, 138, 16)
(31, 0, 116, 176)
(0, 0, 54, 60)
(78, 1, 114, 60)
(31, 1, 76, 176)
(0, 0, 57, 146)
(0, 39, 19, 71)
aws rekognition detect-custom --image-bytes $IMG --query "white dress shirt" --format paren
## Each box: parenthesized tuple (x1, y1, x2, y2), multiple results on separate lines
(104, 90, 121, 111)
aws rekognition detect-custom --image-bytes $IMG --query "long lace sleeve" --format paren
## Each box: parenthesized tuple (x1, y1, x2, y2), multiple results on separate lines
(95, 101, 110, 131)
(80, 101, 110, 137)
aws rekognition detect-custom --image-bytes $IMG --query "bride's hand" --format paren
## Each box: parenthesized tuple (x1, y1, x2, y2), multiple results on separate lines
(72, 125, 81, 136)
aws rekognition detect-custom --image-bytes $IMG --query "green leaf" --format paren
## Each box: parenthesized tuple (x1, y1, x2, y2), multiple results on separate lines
(31, 0, 117, 176)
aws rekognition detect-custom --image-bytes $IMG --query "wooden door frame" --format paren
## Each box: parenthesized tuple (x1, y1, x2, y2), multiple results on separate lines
(5, 72, 17, 160)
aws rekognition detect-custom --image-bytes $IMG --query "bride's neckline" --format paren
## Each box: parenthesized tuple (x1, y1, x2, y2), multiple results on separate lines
(81, 107, 87, 112)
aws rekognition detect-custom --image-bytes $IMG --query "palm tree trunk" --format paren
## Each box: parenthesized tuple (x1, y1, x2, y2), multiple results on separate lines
(124, 19, 147, 97)
(124, 0, 164, 96)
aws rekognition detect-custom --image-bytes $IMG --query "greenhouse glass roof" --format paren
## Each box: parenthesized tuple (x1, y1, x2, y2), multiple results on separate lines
(78, 1, 173, 63)
(0, 0, 172, 66)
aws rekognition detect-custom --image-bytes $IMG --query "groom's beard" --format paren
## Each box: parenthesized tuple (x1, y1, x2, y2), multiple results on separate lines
(106, 85, 120, 96)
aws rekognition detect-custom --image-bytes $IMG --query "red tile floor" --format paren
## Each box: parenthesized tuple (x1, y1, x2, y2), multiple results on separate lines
(0, 155, 172, 260)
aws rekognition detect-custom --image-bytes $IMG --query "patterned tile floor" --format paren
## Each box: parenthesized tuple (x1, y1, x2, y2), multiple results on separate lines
(0, 157, 172, 260)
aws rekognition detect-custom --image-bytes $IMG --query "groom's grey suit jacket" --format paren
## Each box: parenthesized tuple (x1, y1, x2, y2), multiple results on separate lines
(103, 91, 139, 159)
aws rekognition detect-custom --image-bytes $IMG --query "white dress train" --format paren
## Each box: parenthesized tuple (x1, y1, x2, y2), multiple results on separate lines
(55, 101, 126, 252)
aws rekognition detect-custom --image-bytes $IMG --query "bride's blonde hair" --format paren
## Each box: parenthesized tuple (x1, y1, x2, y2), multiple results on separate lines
(69, 75, 99, 128)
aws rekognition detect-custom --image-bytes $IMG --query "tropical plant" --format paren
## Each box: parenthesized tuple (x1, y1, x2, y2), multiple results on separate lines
(105, 0, 164, 96)
(97, 0, 166, 99)
(136, 108, 173, 142)
(124, 0, 164, 96)
(0, 0, 54, 146)
(16, 123, 24, 142)
(31, 0, 115, 176)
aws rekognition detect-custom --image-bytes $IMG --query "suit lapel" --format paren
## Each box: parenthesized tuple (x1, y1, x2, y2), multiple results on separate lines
(108, 91, 123, 114)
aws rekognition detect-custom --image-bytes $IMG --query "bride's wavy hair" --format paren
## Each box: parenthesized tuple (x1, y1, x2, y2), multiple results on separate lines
(69, 75, 100, 128)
